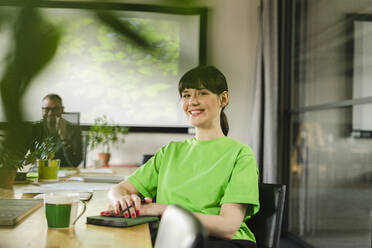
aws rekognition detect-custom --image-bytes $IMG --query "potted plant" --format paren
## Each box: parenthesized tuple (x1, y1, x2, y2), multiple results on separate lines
(88, 115, 129, 167)
(0, 149, 26, 189)
(0, 136, 59, 188)
(32, 137, 61, 181)
(21, 137, 60, 182)
(0, 127, 42, 189)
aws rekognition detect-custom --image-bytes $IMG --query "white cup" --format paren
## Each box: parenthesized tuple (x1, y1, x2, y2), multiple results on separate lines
(44, 192, 86, 228)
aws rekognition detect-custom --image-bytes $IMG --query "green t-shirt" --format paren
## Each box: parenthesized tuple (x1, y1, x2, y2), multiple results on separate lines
(128, 136, 260, 241)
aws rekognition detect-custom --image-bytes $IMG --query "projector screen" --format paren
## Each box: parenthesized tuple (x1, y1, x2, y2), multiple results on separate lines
(0, 3, 206, 127)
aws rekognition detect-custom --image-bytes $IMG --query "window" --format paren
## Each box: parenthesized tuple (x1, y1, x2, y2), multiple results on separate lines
(285, 0, 372, 247)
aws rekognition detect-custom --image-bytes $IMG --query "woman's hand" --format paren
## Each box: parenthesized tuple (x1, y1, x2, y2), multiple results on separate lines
(110, 195, 167, 218)
(107, 181, 167, 218)
(118, 197, 168, 218)
(107, 181, 142, 217)
(116, 193, 145, 218)
(56, 117, 68, 141)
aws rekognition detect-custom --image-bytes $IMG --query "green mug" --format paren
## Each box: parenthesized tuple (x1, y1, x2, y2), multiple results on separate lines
(38, 159, 60, 182)
(44, 192, 86, 228)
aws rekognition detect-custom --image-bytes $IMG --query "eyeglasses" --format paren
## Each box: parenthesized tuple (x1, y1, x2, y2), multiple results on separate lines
(42, 107, 62, 113)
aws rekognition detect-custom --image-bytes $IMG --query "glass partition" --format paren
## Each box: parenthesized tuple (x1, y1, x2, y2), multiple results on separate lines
(287, 1, 372, 247)
(289, 108, 372, 247)
(291, 0, 372, 108)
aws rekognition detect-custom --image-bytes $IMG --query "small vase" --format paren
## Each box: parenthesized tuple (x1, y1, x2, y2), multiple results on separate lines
(98, 153, 111, 167)
(0, 167, 17, 189)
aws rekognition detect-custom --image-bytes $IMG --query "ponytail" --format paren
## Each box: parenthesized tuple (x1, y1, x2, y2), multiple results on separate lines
(220, 109, 229, 136)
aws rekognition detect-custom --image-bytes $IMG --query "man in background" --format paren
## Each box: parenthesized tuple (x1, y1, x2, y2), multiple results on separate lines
(31, 94, 82, 167)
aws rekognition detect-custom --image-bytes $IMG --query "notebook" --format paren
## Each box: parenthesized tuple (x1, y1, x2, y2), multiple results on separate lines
(0, 199, 43, 226)
(86, 215, 159, 227)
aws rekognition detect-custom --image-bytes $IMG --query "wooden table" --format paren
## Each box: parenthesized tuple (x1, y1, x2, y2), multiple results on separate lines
(0, 167, 152, 248)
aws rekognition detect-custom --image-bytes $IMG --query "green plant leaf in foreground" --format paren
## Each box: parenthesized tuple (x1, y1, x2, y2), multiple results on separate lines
(0, 6, 60, 170)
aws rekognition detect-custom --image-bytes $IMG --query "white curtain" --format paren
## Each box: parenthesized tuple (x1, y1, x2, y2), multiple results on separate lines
(248, 0, 279, 183)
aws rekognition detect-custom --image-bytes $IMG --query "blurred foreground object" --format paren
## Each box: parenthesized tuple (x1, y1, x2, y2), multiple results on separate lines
(0, 5, 60, 188)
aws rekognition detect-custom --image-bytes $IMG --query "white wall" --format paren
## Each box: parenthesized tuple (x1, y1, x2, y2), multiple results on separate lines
(81, 0, 260, 166)
(203, 0, 259, 144)
(87, 132, 192, 165)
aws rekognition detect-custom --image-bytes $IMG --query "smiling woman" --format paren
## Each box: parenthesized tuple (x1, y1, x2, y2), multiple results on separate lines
(108, 66, 260, 248)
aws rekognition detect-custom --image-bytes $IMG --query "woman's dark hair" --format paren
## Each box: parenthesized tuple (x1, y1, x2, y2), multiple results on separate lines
(178, 65, 229, 135)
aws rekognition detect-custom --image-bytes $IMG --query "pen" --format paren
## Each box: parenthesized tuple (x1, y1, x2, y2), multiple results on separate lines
(101, 196, 146, 217)
(119, 196, 146, 216)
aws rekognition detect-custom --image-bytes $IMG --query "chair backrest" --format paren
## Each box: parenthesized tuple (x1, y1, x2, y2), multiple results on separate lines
(61, 112, 80, 125)
(142, 154, 154, 165)
(246, 183, 286, 248)
(154, 205, 207, 248)
(82, 130, 89, 168)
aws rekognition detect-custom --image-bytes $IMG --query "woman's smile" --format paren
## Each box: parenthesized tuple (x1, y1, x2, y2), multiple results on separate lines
(189, 108, 205, 117)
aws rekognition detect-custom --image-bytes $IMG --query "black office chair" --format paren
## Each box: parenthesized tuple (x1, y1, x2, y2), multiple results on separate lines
(142, 154, 154, 165)
(246, 183, 286, 248)
(154, 205, 207, 248)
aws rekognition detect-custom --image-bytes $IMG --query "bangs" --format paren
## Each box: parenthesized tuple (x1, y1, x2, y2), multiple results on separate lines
(178, 66, 227, 96)
(178, 78, 205, 95)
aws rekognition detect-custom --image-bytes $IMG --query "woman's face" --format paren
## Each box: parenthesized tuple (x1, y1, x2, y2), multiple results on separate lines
(181, 88, 227, 129)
